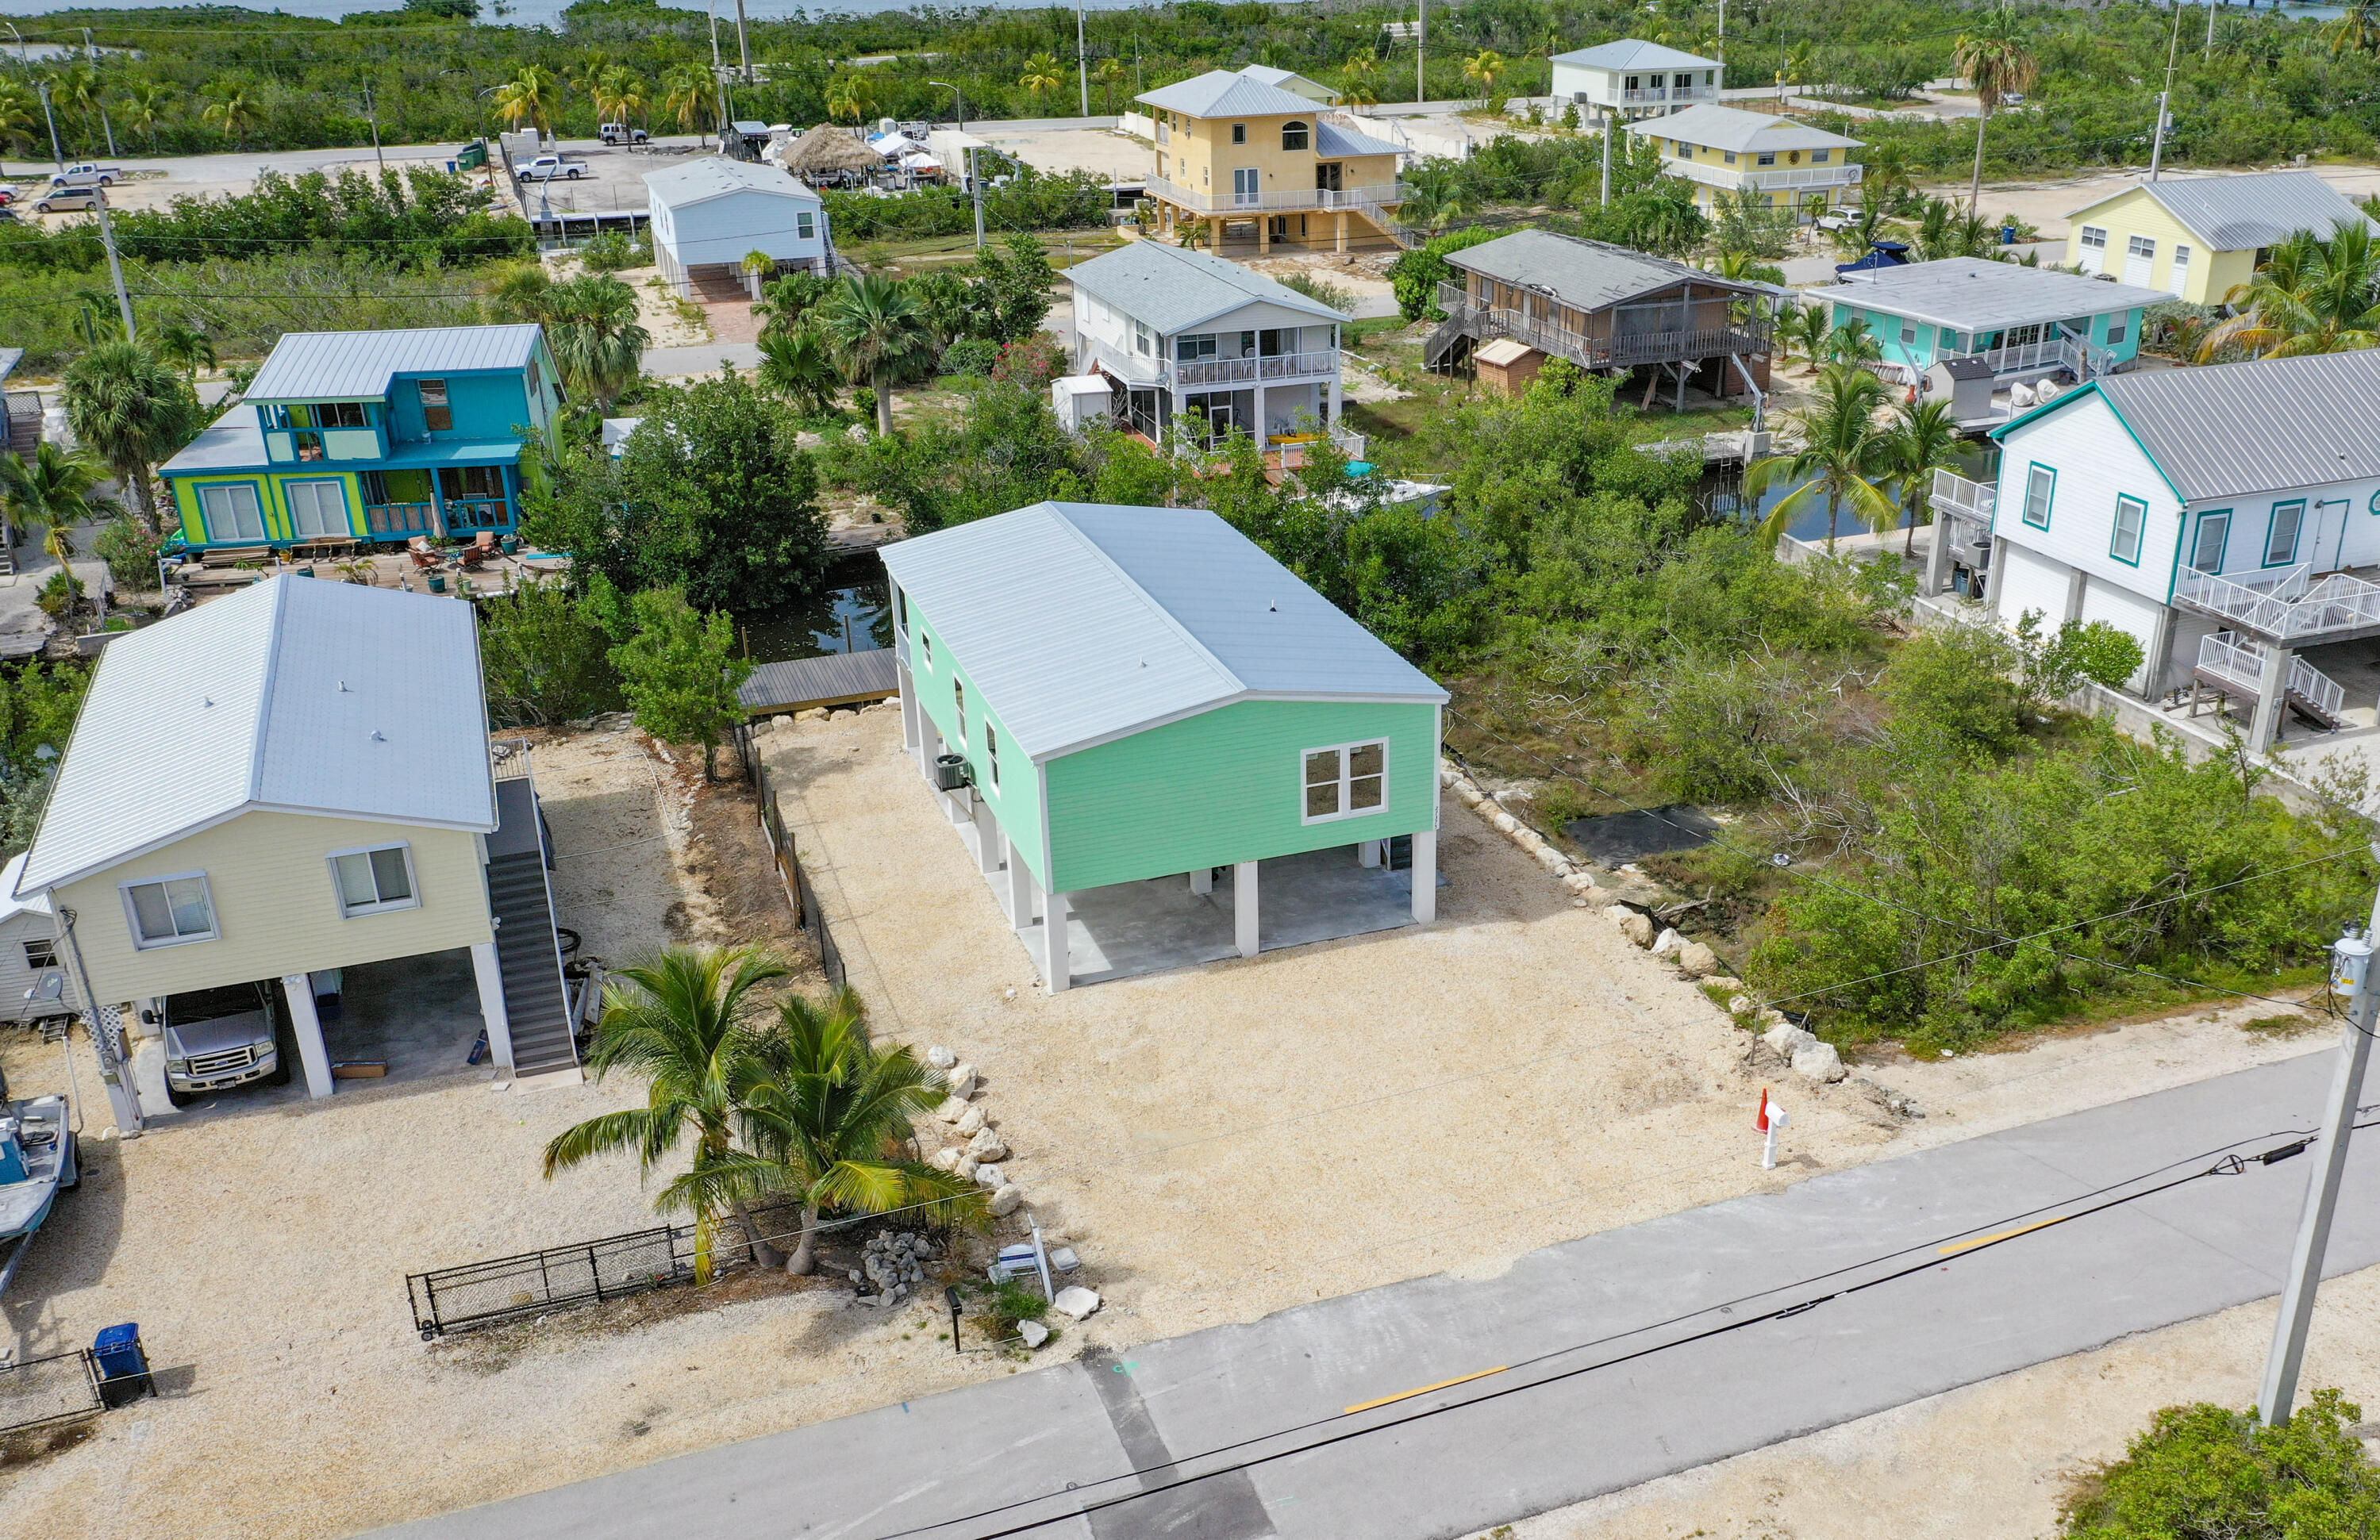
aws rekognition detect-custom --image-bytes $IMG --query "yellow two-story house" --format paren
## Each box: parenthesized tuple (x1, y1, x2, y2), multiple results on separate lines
(1138, 67, 1407, 254)
(1625, 104, 1863, 221)
(2062, 170, 2380, 306)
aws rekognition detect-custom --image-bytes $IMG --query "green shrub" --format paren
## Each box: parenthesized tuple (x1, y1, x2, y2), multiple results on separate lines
(1278, 271, 1356, 314)
(2062, 1389, 2380, 1538)
(940, 337, 1000, 378)
(94, 517, 166, 593)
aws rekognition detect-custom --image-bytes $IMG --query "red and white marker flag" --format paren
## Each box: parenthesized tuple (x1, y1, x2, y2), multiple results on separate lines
(1755, 1088, 1777, 1132)
(1755, 1089, 1788, 1169)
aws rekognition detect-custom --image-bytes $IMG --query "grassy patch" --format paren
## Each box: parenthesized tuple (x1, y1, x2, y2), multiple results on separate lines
(2240, 1011, 2325, 1038)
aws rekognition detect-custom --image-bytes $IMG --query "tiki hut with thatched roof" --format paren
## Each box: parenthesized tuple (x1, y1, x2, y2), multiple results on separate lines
(776, 125, 886, 187)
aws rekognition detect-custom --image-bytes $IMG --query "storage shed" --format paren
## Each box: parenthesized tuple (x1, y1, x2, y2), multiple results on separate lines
(880, 501, 1449, 991)
(0, 854, 63, 1024)
(644, 157, 830, 300)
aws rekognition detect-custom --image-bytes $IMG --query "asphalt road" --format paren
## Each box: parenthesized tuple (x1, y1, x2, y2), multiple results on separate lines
(378, 1046, 2378, 1540)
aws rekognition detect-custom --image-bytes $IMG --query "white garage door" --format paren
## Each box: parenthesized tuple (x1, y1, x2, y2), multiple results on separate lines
(1996, 544, 2073, 632)
(2079, 580, 2166, 693)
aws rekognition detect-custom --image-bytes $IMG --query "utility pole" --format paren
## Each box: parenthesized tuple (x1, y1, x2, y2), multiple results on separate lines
(733, 0, 753, 83)
(2256, 891, 2380, 1429)
(37, 77, 64, 171)
(1601, 113, 1613, 205)
(971, 147, 985, 248)
(2149, 0, 2182, 182)
(363, 82, 386, 175)
(83, 29, 118, 157)
(2205, 0, 2219, 61)
(1077, 0, 1090, 118)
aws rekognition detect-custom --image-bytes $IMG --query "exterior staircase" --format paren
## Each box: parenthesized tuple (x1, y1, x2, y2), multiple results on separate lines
(1422, 309, 1476, 371)
(486, 770, 578, 1078)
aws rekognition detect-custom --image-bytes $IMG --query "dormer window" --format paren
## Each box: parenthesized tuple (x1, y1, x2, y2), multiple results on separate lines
(1282, 121, 1309, 152)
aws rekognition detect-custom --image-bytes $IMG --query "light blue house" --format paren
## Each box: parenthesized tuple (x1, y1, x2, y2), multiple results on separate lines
(1806, 257, 2170, 387)
(645, 156, 830, 300)
(160, 325, 561, 551)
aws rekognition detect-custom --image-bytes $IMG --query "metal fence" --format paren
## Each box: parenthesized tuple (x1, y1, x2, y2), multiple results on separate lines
(407, 1225, 693, 1338)
(736, 726, 846, 988)
(0, 1349, 103, 1434)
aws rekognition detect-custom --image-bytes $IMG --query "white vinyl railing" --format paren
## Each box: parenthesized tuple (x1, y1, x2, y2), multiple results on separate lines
(2177, 562, 2380, 643)
(1669, 159, 1863, 194)
(1082, 336, 1339, 390)
(1144, 175, 1410, 215)
(2197, 632, 2347, 720)
(1931, 468, 1996, 524)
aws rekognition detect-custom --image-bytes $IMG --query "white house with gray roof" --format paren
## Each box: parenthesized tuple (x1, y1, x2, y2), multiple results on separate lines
(1551, 40, 1722, 121)
(1627, 104, 1863, 220)
(2063, 171, 2378, 306)
(1932, 349, 2380, 751)
(644, 156, 830, 299)
(1065, 238, 1352, 447)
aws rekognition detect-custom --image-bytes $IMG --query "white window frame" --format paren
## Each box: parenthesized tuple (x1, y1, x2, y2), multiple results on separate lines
(2127, 234, 2156, 259)
(1299, 739, 1389, 825)
(121, 871, 220, 950)
(286, 478, 349, 540)
(919, 631, 933, 669)
(2023, 463, 2056, 529)
(2109, 495, 2147, 564)
(952, 678, 968, 747)
(2079, 225, 2108, 251)
(327, 842, 421, 919)
(199, 482, 266, 543)
(984, 722, 1000, 789)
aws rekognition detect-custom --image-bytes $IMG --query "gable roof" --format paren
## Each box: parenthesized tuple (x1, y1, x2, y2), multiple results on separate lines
(1444, 228, 1763, 310)
(17, 577, 498, 893)
(1807, 257, 2171, 331)
(644, 156, 821, 210)
(1138, 69, 1325, 120)
(1551, 39, 1721, 72)
(1237, 63, 1337, 102)
(1066, 239, 1350, 335)
(1315, 118, 1403, 158)
(1627, 103, 1863, 154)
(1993, 350, 2380, 503)
(2068, 171, 2380, 252)
(0, 855, 52, 928)
(242, 325, 544, 405)
(879, 503, 1446, 762)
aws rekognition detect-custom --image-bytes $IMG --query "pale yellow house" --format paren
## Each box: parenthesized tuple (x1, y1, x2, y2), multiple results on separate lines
(2063, 171, 2380, 306)
(1624, 103, 1863, 221)
(15, 576, 578, 1131)
(1138, 67, 1406, 254)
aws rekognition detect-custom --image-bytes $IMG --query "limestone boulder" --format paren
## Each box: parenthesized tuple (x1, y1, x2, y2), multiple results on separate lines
(1618, 911, 1656, 948)
(1017, 1317, 1049, 1347)
(934, 1096, 971, 1123)
(1651, 927, 1685, 960)
(966, 1128, 1009, 1162)
(953, 1104, 986, 1138)
(1763, 1022, 1818, 1058)
(988, 1184, 1025, 1218)
(1678, 942, 1721, 978)
(926, 1045, 957, 1070)
(1792, 1042, 1848, 1084)
(1053, 1285, 1102, 1321)
(944, 1063, 978, 1100)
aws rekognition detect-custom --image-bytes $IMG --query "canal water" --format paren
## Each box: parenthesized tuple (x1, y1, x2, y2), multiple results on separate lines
(1706, 439, 1999, 546)
(735, 553, 893, 666)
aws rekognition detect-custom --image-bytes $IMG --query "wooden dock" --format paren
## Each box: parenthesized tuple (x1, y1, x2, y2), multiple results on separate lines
(739, 647, 900, 716)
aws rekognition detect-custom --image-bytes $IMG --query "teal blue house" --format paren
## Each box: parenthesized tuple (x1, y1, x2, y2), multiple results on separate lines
(1805, 257, 2170, 385)
(160, 325, 563, 551)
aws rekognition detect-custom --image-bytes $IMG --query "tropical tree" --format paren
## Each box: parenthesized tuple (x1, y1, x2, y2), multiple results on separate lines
(152, 321, 217, 382)
(541, 946, 795, 1283)
(1744, 364, 1895, 551)
(1827, 316, 1884, 365)
(752, 268, 836, 336)
(0, 443, 121, 573)
(1828, 192, 1890, 259)
(825, 71, 877, 127)
(482, 260, 552, 324)
(1093, 56, 1128, 114)
(0, 82, 37, 161)
(817, 274, 935, 436)
(740, 985, 984, 1277)
(660, 63, 717, 144)
(1951, 6, 2039, 217)
(1783, 301, 1833, 372)
(494, 64, 564, 146)
(1463, 48, 1508, 102)
(117, 82, 171, 152)
(592, 66, 648, 136)
(200, 82, 263, 151)
(756, 322, 842, 417)
(1881, 397, 1964, 559)
(2200, 224, 2380, 359)
(1018, 52, 1066, 113)
(60, 343, 202, 534)
(1340, 48, 1382, 110)
(2328, 0, 2380, 59)
(540, 272, 650, 413)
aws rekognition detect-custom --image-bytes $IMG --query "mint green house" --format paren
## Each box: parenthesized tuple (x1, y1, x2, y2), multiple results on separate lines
(1805, 257, 2170, 387)
(879, 501, 1448, 991)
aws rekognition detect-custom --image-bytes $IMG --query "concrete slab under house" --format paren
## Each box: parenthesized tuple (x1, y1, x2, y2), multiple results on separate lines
(876, 501, 1449, 991)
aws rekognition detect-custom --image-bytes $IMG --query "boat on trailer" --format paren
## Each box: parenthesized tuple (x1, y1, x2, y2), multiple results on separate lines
(0, 1093, 76, 1298)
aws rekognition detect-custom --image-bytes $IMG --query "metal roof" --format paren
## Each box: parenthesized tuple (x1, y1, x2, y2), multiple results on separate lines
(644, 156, 821, 210)
(0, 855, 52, 928)
(1808, 258, 2171, 332)
(878, 502, 1446, 763)
(1994, 350, 2380, 503)
(1138, 70, 1325, 120)
(2069, 171, 2380, 252)
(17, 576, 498, 893)
(243, 325, 545, 405)
(1236, 64, 1337, 101)
(740, 649, 902, 714)
(1067, 240, 1350, 336)
(160, 405, 265, 474)
(1627, 103, 1863, 154)
(1444, 229, 1761, 311)
(1315, 119, 1403, 159)
(1551, 39, 1721, 71)
(0, 348, 21, 388)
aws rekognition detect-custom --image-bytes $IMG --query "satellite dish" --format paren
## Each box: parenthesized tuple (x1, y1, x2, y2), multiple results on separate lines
(23, 971, 64, 1004)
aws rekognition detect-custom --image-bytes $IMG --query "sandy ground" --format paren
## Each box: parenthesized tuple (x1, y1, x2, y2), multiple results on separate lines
(979, 125, 1152, 182)
(1482, 1261, 2380, 1540)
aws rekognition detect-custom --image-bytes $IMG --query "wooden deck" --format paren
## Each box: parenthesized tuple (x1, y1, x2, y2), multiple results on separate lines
(739, 647, 901, 716)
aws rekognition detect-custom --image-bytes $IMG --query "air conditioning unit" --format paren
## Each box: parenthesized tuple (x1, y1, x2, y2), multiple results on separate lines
(934, 753, 972, 793)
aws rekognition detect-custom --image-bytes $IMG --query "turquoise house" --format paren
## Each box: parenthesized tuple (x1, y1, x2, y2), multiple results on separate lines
(1805, 257, 2170, 385)
(879, 501, 1449, 991)
(160, 325, 562, 551)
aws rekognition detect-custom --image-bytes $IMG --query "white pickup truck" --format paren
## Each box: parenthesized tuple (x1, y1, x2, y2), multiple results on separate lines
(49, 161, 125, 189)
(516, 155, 587, 181)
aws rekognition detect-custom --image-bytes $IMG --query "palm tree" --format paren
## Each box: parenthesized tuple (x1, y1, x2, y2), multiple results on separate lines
(907, 271, 973, 348)
(1880, 397, 1963, 559)
(152, 321, 217, 382)
(817, 273, 935, 436)
(1744, 364, 1896, 551)
(1018, 52, 1066, 113)
(482, 260, 553, 324)
(1339, 48, 1382, 111)
(825, 71, 878, 128)
(1093, 56, 1128, 114)
(494, 64, 563, 148)
(540, 273, 650, 412)
(660, 64, 717, 145)
(2198, 224, 2380, 360)
(0, 82, 37, 162)
(739, 985, 984, 1277)
(61, 342, 202, 534)
(756, 322, 841, 417)
(117, 82, 171, 152)
(2328, 0, 2380, 58)
(200, 82, 263, 151)
(543, 947, 797, 1284)
(1, 442, 121, 576)
(752, 268, 834, 335)
(1782, 302, 1833, 373)
(1951, 6, 2038, 217)
(1827, 316, 1884, 366)
(593, 66, 649, 138)
(1463, 48, 1508, 103)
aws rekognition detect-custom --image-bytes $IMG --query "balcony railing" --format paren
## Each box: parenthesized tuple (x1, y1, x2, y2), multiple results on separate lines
(1144, 175, 1410, 216)
(364, 501, 438, 536)
(1435, 283, 1771, 371)
(2174, 562, 2380, 644)
(1617, 86, 1717, 105)
(2196, 632, 2347, 721)
(1932, 469, 1996, 526)
(1668, 159, 1863, 194)
(1082, 336, 1339, 390)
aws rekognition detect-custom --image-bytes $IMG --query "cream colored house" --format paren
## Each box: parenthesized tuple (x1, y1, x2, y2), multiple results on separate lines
(15, 576, 577, 1128)
(2062, 171, 2380, 306)
(1550, 39, 1722, 121)
(1138, 67, 1407, 254)
(1624, 104, 1862, 220)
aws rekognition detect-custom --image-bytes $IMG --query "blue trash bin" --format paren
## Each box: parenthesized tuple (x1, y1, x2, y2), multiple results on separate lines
(93, 1323, 153, 1406)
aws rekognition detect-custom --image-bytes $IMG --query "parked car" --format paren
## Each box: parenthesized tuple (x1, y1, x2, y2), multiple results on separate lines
(49, 162, 123, 189)
(517, 156, 587, 181)
(32, 187, 100, 215)
(0, 186, 15, 205)
(599, 122, 648, 146)
(156, 981, 291, 1106)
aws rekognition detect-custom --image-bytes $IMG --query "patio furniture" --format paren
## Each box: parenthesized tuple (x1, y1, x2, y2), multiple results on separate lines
(456, 532, 498, 570)
(406, 536, 443, 570)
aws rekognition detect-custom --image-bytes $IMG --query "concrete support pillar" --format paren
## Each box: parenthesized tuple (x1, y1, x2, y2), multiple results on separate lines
(1234, 860, 1259, 959)
(1924, 511, 1952, 596)
(2140, 606, 2178, 700)
(1358, 839, 1382, 868)
(1411, 829, 1437, 924)
(281, 974, 333, 1100)
(1190, 866, 1213, 896)
(1258, 215, 1271, 255)
(1206, 216, 1221, 252)
(898, 662, 920, 752)
(470, 941, 515, 1073)
(1328, 375, 1343, 427)
(1983, 536, 2010, 616)
(973, 797, 1002, 875)
(2250, 643, 2293, 752)
(1335, 210, 1348, 253)
(1252, 382, 1267, 447)
(1045, 889, 1071, 993)
(1005, 837, 1034, 931)
(2064, 566, 2089, 625)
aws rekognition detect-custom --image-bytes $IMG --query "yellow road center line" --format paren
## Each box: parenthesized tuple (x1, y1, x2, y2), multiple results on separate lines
(1343, 1366, 1510, 1416)
(1938, 1216, 2066, 1257)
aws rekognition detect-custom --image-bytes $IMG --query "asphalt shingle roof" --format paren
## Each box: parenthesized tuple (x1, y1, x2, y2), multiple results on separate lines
(2070, 171, 2380, 252)
(1444, 229, 1760, 311)
(879, 503, 1445, 762)
(241, 325, 544, 404)
(1066, 240, 1350, 336)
